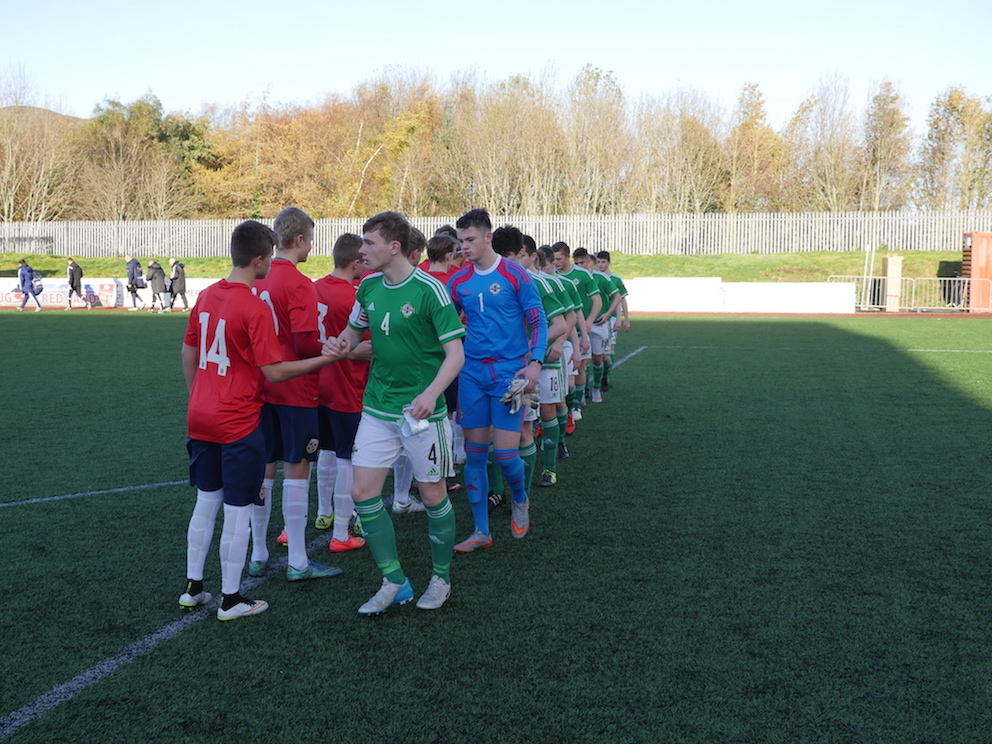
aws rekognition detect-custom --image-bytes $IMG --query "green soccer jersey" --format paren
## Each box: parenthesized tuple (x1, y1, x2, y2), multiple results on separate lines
(349, 268, 465, 422)
(606, 273, 628, 319)
(529, 269, 566, 369)
(558, 265, 598, 320)
(591, 269, 621, 323)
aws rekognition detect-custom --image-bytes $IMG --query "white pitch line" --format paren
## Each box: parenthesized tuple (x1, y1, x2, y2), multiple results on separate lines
(649, 345, 992, 354)
(611, 345, 648, 368)
(0, 480, 187, 509)
(0, 534, 325, 740)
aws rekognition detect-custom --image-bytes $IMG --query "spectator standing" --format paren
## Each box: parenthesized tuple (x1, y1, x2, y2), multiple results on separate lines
(125, 255, 146, 310)
(66, 258, 89, 310)
(169, 258, 189, 311)
(146, 259, 167, 313)
(17, 259, 42, 312)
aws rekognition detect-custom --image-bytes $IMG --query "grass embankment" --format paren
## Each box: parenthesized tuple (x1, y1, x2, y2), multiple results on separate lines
(0, 250, 963, 282)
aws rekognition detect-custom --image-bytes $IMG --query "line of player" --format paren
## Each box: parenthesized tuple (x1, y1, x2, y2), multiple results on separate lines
(179, 206, 630, 621)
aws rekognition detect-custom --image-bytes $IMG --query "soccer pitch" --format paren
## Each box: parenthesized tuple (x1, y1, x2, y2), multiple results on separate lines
(3, 312, 992, 743)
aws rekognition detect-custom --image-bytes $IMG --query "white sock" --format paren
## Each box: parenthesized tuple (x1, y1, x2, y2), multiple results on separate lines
(283, 478, 310, 571)
(220, 503, 252, 596)
(186, 489, 223, 581)
(332, 457, 355, 542)
(250, 478, 274, 563)
(452, 420, 465, 458)
(393, 453, 413, 504)
(316, 450, 337, 518)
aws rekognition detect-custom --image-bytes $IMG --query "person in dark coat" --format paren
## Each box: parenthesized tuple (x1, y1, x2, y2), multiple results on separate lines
(146, 259, 167, 313)
(66, 257, 90, 310)
(168, 258, 189, 311)
(125, 255, 146, 310)
(17, 258, 42, 311)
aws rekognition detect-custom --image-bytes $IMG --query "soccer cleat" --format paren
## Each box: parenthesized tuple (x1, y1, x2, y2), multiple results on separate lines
(565, 413, 576, 435)
(447, 482, 462, 492)
(557, 442, 569, 460)
(601, 378, 610, 392)
(330, 535, 366, 552)
(217, 596, 269, 621)
(537, 469, 557, 487)
(571, 407, 583, 421)
(511, 498, 530, 538)
(287, 560, 343, 581)
(454, 530, 493, 553)
(533, 425, 543, 440)
(591, 387, 603, 403)
(416, 575, 451, 610)
(314, 514, 334, 530)
(179, 590, 212, 609)
(247, 560, 268, 577)
(359, 577, 414, 615)
(349, 514, 363, 538)
(487, 490, 505, 513)
(392, 498, 426, 514)
(276, 528, 288, 545)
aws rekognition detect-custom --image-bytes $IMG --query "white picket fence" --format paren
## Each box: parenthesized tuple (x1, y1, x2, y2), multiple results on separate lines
(2, 211, 992, 258)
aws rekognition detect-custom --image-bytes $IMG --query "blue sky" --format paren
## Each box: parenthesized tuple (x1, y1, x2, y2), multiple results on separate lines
(3, 0, 990, 133)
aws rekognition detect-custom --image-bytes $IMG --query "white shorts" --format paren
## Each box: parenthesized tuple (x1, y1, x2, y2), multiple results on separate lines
(562, 340, 577, 377)
(352, 413, 453, 482)
(590, 322, 611, 355)
(538, 365, 565, 404)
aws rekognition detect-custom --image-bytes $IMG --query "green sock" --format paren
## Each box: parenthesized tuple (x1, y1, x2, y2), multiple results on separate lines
(353, 495, 404, 584)
(604, 358, 613, 380)
(487, 449, 504, 495)
(557, 411, 568, 444)
(425, 497, 455, 582)
(593, 362, 604, 387)
(520, 441, 538, 493)
(541, 418, 559, 472)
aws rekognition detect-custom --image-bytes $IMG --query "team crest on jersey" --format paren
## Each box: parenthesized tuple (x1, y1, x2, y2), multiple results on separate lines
(305, 438, 319, 455)
(489, 282, 502, 296)
(401, 302, 415, 318)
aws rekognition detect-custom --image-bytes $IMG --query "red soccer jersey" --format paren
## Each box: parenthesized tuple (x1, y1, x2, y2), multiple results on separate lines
(184, 279, 282, 443)
(252, 258, 320, 407)
(313, 274, 369, 413)
(427, 268, 454, 284)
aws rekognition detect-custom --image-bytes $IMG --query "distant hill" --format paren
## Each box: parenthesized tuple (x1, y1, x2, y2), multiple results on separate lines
(0, 105, 87, 124)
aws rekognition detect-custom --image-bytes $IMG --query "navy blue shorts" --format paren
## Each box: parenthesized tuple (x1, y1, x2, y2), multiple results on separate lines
(260, 403, 319, 464)
(187, 426, 266, 506)
(317, 406, 361, 459)
(444, 375, 459, 415)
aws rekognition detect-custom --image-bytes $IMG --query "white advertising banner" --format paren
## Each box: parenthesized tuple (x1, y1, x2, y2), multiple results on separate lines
(0, 277, 221, 309)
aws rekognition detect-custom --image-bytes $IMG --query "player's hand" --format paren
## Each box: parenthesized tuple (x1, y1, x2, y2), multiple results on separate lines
(407, 391, 433, 420)
(623, 320, 631, 332)
(546, 343, 562, 363)
(516, 362, 540, 393)
(321, 335, 350, 360)
(579, 336, 590, 354)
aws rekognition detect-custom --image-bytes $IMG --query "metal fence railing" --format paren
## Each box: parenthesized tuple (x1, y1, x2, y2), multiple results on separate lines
(2, 210, 992, 259)
(826, 276, 991, 313)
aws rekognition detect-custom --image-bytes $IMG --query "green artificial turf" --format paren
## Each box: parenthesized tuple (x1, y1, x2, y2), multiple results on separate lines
(3, 314, 992, 743)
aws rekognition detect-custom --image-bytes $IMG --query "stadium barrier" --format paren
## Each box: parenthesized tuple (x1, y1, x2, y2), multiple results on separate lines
(826, 276, 990, 312)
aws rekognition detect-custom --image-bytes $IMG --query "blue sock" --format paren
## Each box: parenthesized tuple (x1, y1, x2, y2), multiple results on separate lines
(464, 442, 490, 535)
(494, 448, 527, 504)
